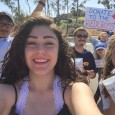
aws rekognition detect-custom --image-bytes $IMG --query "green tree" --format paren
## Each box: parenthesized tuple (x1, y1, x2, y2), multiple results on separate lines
(50, 0, 71, 25)
(0, 0, 29, 23)
(50, 0, 61, 25)
(71, 0, 89, 28)
(98, 0, 115, 9)
(0, 0, 47, 24)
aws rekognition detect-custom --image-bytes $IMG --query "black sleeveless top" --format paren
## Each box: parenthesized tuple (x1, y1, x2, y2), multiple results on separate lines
(9, 84, 72, 115)
(57, 85, 72, 115)
(57, 104, 72, 115)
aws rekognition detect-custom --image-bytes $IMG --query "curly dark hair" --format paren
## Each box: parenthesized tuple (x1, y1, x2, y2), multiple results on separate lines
(102, 35, 115, 97)
(1, 16, 88, 85)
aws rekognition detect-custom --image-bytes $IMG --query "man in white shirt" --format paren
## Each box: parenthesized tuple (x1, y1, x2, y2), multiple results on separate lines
(0, 11, 15, 76)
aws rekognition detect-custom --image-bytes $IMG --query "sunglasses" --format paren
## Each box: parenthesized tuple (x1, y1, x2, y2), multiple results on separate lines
(0, 22, 13, 28)
(76, 34, 88, 39)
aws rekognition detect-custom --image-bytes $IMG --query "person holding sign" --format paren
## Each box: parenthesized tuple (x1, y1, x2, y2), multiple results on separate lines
(99, 35, 115, 115)
(94, 43, 106, 81)
(94, 43, 106, 112)
(73, 27, 96, 79)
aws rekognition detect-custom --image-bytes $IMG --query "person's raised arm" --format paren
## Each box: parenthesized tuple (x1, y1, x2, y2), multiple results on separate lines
(65, 82, 103, 115)
(31, 0, 46, 16)
(87, 32, 100, 48)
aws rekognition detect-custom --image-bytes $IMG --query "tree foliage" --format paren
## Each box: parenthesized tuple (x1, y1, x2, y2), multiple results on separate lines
(98, 0, 115, 9)
(0, 0, 30, 25)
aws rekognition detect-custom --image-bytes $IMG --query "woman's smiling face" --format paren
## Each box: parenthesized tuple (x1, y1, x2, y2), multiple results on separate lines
(25, 25, 59, 76)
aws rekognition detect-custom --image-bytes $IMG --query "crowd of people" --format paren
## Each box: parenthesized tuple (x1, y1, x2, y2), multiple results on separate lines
(0, 10, 115, 115)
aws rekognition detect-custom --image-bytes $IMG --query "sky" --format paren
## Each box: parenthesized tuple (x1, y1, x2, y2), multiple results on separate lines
(0, 0, 105, 16)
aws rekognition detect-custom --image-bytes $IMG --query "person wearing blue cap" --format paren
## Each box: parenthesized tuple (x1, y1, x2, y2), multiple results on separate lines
(94, 43, 106, 76)
(0, 11, 15, 77)
(94, 43, 106, 113)
(95, 43, 105, 51)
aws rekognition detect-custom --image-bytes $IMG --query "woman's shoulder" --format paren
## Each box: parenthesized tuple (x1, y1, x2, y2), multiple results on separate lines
(0, 83, 15, 92)
(65, 82, 90, 95)
(70, 82, 90, 93)
(0, 84, 14, 97)
(64, 82, 90, 99)
(0, 83, 16, 101)
(64, 82, 95, 114)
(0, 84, 16, 113)
(64, 82, 91, 103)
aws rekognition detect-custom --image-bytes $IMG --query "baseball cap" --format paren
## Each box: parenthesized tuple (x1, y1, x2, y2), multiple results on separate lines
(0, 11, 14, 25)
(95, 43, 105, 50)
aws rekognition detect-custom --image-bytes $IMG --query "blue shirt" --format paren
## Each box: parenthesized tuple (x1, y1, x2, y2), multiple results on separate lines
(0, 37, 13, 76)
(90, 37, 108, 51)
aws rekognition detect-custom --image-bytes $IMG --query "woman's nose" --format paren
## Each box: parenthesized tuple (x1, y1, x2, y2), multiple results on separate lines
(35, 45, 46, 54)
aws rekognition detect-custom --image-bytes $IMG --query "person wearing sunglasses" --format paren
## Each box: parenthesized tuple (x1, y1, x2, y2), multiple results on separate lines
(0, 11, 15, 77)
(73, 27, 96, 79)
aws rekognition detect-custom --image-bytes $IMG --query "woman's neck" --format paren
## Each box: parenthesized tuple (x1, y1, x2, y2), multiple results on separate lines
(28, 73, 55, 92)
(75, 46, 84, 53)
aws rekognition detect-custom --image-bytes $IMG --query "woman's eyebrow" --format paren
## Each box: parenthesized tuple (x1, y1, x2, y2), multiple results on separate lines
(27, 35, 57, 39)
(27, 35, 38, 39)
(44, 35, 57, 39)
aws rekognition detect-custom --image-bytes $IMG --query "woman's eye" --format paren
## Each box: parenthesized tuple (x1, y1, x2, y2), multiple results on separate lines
(26, 42, 36, 46)
(46, 42, 54, 46)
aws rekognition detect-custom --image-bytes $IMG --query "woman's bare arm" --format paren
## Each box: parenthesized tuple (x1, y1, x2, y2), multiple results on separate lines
(65, 82, 103, 115)
(0, 84, 15, 115)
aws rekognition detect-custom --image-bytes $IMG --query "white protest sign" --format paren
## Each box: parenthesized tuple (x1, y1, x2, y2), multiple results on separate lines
(75, 58, 83, 71)
(84, 7, 115, 32)
(95, 59, 105, 68)
(102, 75, 115, 103)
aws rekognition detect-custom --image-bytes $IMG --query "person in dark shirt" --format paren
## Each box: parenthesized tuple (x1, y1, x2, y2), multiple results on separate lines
(73, 27, 96, 79)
